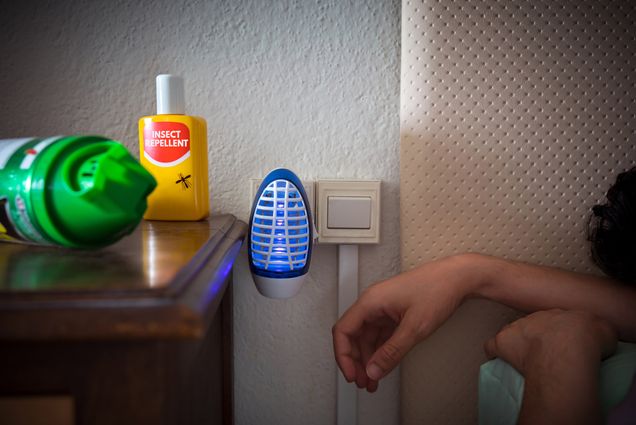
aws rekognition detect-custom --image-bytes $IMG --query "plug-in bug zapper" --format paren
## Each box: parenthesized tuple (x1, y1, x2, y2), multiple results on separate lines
(248, 169, 312, 298)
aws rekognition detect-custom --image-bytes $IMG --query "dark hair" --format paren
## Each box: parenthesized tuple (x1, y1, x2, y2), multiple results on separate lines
(588, 166, 636, 285)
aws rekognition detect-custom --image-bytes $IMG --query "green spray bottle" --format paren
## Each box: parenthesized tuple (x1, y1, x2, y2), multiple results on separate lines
(0, 136, 156, 248)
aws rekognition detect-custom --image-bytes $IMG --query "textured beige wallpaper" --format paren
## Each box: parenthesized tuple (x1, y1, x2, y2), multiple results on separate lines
(400, 0, 636, 423)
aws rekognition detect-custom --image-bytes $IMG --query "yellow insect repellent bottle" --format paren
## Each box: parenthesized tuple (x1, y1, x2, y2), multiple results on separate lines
(139, 74, 209, 220)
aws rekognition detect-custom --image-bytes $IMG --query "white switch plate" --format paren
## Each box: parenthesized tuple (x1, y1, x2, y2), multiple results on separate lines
(316, 180, 381, 244)
(249, 178, 315, 219)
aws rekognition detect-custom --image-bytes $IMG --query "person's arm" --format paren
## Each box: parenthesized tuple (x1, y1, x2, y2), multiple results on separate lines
(484, 309, 617, 425)
(518, 351, 601, 425)
(332, 253, 636, 390)
(469, 254, 636, 342)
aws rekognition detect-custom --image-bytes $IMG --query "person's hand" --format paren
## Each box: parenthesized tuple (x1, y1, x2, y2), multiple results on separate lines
(332, 254, 480, 392)
(484, 309, 617, 375)
(484, 310, 618, 425)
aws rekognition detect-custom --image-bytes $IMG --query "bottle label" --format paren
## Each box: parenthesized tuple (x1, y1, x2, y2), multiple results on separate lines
(0, 138, 54, 245)
(0, 198, 24, 242)
(143, 122, 191, 167)
(0, 138, 34, 169)
(0, 190, 50, 245)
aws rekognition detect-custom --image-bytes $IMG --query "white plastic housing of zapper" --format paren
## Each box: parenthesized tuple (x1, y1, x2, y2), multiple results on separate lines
(249, 171, 312, 299)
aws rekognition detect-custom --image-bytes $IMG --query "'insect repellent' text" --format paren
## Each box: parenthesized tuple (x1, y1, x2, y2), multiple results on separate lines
(146, 130, 189, 147)
(143, 122, 191, 166)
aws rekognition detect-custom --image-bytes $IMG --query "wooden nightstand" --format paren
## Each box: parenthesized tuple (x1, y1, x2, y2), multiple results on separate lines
(0, 215, 246, 425)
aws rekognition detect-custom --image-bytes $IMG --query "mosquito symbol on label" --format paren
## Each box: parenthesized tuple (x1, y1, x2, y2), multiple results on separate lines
(176, 173, 192, 190)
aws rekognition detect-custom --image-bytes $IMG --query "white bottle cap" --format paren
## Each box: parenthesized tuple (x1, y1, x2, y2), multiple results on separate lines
(156, 74, 185, 115)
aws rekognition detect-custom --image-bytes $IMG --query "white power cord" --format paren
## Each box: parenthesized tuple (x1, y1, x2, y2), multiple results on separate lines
(337, 244, 359, 425)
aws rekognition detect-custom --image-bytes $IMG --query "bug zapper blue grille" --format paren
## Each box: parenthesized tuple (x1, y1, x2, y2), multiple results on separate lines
(248, 169, 312, 279)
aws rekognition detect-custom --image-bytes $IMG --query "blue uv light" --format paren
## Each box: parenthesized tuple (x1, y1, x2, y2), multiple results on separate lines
(247, 169, 313, 298)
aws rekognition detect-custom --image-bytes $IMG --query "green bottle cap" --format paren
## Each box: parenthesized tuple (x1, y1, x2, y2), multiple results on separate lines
(30, 136, 157, 248)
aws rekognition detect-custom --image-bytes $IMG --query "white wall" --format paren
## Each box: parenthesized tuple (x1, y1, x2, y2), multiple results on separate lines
(0, 1, 401, 424)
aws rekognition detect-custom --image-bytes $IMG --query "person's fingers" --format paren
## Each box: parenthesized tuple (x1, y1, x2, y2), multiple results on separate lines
(365, 313, 421, 381)
(360, 325, 380, 375)
(354, 365, 368, 388)
(483, 335, 498, 360)
(363, 321, 394, 392)
(375, 320, 396, 349)
(366, 378, 379, 393)
(333, 292, 388, 383)
(332, 328, 358, 382)
(592, 315, 618, 359)
(484, 320, 520, 361)
(358, 325, 380, 391)
(348, 339, 367, 389)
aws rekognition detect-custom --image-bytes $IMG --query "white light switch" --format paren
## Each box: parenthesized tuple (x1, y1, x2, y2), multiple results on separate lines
(327, 196, 372, 229)
(316, 179, 381, 244)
